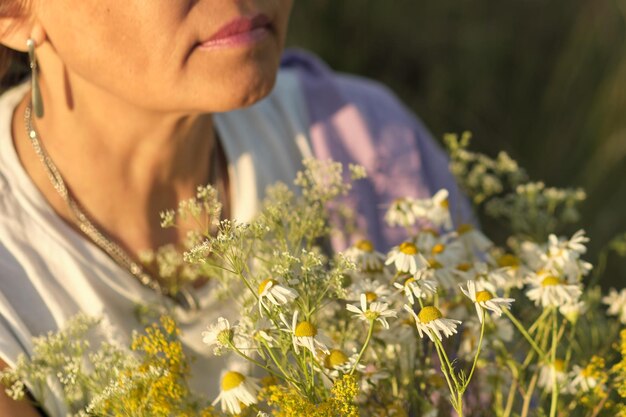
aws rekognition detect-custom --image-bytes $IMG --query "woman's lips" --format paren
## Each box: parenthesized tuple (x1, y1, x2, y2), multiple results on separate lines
(198, 13, 272, 49)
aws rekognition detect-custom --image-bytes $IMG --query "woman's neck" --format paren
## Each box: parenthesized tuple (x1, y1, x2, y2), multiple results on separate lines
(11, 53, 216, 258)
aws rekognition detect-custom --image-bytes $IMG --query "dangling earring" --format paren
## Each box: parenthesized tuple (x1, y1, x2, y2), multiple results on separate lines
(27, 38, 44, 118)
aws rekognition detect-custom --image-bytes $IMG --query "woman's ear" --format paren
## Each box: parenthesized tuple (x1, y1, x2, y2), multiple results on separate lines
(0, 15, 46, 52)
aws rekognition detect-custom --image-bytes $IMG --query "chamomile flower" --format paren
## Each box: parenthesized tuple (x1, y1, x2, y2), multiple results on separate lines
(537, 360, 569, 393)
(386, 242, 429, 275)
(385, 198, 418, 227)
(421, 240, 466, 289)
(414, 189, 453, 230)
(525, 273, 582, 308)
(345, 239, 386, 272)
(496, 253, 526, 290)
(252, 317, 278, 347)
(404, 304, 462, 342)
(202, 317, 235, 355)
(460, 280, 515, 323)
(347, 293, 397, 329)
(568, 365, 601, 393)
(283, 311, 329, 357)
(602, 288, 626, 324)
(323, 349, 365, 378)
(257, 277, 298, 315)
(559, 300, 586, 323)
(212, 370, 260, 415)
(348, 278, 392, 304)
(393, 275, 438, 305)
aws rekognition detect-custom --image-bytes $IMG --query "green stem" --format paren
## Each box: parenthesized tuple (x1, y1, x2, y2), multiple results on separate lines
(434, 336, 459, 390)
(350, 320, 375, 375)
(520, 370, 539, 417)
(259, 340, 300, 387)
(463, 311, 486, 391)
(549, 309, 559, 417)
(504, 309, 547, 362)
(229, 342, 293, 384)
(433, 339, 457, 409)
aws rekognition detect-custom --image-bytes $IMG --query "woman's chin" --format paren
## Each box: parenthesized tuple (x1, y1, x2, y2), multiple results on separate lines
(185, 70, 279, 113)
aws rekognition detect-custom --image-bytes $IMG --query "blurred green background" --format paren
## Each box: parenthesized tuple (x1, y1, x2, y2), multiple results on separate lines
(287, 0, 626, 288)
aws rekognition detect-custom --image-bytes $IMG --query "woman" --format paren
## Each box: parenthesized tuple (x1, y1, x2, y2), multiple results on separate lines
(0, 1, 470, 416)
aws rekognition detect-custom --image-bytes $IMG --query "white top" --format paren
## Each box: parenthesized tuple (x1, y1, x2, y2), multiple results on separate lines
(0, 70, 313, 416)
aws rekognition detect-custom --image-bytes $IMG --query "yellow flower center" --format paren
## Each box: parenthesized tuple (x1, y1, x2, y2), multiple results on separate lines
(541, 276, 562, 287)
(456, 263, 472, 272)
(418, 306, 443, 324)
(365, 292, 378, 303)
(428, 258, 443, 269)
(221, 371, 245, 391)
(421, 227, 440, 237)
(355, 239, 374, 253)
(498, 254, 520, 268)
(553, 359, 565, 373)
(457, 223, 474, 235)
(402, 316, 416, 326)
(404, 277, 416, 287)
(295, 321, 317, 338)
(217, 329, 233, 346)
(399, 242, 418, 255)
(431, 243, 445, 255)
(440, 199, 449, 209)
(581, 365, 594, 378)
(392, 198, 406, 206)
(325, 349, 349, 369)
(258, 278, 277, 295)
(475, 290, 493, 303)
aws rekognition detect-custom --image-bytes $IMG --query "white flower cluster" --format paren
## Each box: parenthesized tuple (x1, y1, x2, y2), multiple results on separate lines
(521, 230, 591, 315)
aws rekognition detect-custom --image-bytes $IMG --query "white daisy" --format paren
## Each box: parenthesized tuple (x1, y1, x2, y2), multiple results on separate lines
(252, 317, 278, 347)
(386, 241, 429, 275)
(212, 370, 260, 415)
(460, 280, 515, 323)
(412, 189, 453, 230)
(257, 277, 298, 315)
(202, 317, 235, 355)
(323, 349, 365, 378)
(425, 239, 466, 267)
(454, 262, 508, 294)
(348, 278, 392, 304)
(602, 288, 626, 324)
(537, 360, 569, 393)
(568, 364, 602, 393)
(385, 197, 420, 227)
(345, 239, 386, 272)
(559, 300, 586, 323)
(282, 311, 329, 357)
(393, 275, 438, 305)
(496, 253, 527, 290)
(404, 304, 462, 342)
(547, 230, 589, 269)
(346, 293, 397, 329)
(525, 273, 582, 308)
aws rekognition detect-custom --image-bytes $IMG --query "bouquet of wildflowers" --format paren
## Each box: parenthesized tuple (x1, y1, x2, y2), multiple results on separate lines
(2, 133, 626, 417)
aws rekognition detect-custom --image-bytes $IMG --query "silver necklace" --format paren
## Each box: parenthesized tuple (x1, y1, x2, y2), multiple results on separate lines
(23, 103, 214, 311)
